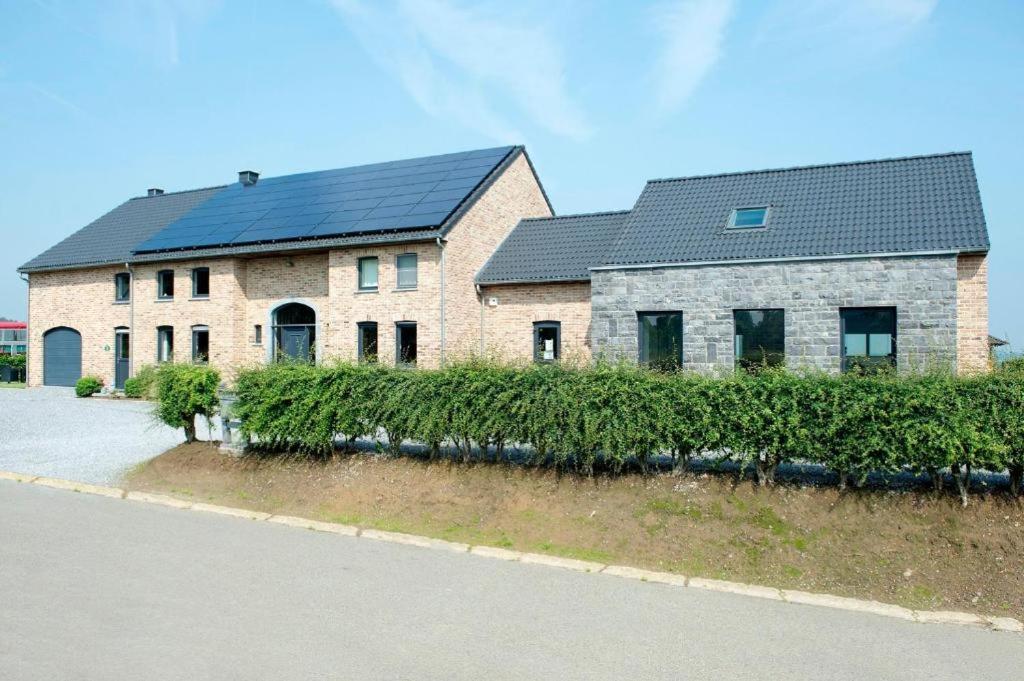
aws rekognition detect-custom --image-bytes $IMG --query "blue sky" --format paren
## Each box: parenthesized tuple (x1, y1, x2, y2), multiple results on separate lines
(2, 0, 1021, 349)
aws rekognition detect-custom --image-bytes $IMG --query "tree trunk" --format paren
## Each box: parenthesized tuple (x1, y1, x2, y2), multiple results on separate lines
(927, 467, 943, 493)
(755, 453, 778, 486)
(951, 462, 971, 508)
(183, 422, 196, 444)
(672, 448, 691, 473)
(1010, 465, 1023, 497)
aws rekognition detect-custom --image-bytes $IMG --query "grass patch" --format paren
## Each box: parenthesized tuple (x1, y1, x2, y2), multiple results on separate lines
(124, 442, 1024, 618)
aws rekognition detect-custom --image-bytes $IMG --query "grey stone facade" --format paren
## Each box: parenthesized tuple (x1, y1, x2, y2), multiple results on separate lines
(590, 255, 959, 373)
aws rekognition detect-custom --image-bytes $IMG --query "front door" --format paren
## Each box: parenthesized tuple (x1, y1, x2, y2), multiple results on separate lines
(115, 331, 130, 389)
(280, 326, 310, 361)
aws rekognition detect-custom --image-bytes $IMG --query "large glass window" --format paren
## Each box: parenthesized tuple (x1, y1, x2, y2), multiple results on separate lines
(157, 270, 174, 299)
(734, 309, 785, 371)
(841, 307, 896, 373)
(638, 312, 683, 371)
(358, 257, 379, 291)
(272, 303, 316, 362)
(533, 321, 560, 363)
(358, 322, 378, 362)
(157, 326, 174, 363)
(396, 322, 417, 366)
(192, 267, 210, 298)
(396, 253, 418, 289)
(114, 272, 131, 302)
(191, 325, 209, 364)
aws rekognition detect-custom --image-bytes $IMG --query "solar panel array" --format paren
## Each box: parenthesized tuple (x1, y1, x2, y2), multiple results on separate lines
(133, 146, 515, 253)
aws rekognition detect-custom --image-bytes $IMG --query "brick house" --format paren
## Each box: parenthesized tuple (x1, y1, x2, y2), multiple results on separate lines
(477, 152, 990, 373)
(19, 146, 552, 387)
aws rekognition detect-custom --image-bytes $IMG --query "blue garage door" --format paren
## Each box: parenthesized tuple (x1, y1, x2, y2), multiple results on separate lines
(43, 327, 82, 387)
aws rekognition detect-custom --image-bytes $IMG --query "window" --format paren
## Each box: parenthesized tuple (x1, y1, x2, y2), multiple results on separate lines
(157, 270, 174, 299)
(192, 267, 210, 298)
(358, 322, 378, 363)
(728, 207, 769, 229)
(358, 257, 379, 291)
(191, 325, 209, 364)
(157, 326, 174, 363)
(396, 253, 418, 289)
(638, 312, 683, 371)
(15, 345, 26, 354)
(841, 307, 896, 373)
(396, 322, 417, 365)
(734, 309, 785, 372)
(254, 324, 262, 345)
(114, 272, 131, 302)
(533, 321, 561, 363)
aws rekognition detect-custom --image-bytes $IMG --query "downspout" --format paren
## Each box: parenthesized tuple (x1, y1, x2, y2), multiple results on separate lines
(126, 263, 134, 379)
(20, 273, 29, 385)
(436, 237, 446, 367)
(476, 283, 485, 355)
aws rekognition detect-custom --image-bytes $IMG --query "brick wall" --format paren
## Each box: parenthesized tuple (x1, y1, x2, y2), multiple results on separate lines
(592, 255, 962, 374)
(480, 282, 592, 362)
(443, 153, 552, 360)
(27, 266, 129, 387)
(956, 254, 989, 373)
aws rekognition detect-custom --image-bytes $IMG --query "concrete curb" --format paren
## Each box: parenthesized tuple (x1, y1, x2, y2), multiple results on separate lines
(4, 471, 1021, 635)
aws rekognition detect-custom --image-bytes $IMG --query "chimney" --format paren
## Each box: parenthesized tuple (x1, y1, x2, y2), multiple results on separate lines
(238, 170, 259, 186)
(147, 188, 164, 197)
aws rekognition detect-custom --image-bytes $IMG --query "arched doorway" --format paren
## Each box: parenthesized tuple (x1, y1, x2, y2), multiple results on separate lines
(43, 327, 82, 386)
(271, 302, 316, 362)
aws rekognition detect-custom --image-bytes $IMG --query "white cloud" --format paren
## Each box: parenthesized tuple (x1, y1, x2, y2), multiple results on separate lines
(649, 0, 734, 116)
(330, 0, 593, 142)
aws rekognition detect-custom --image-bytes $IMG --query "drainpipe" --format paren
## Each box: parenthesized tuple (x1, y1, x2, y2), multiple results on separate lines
(476, 283, 485, 355)
(126, 263, 134, 379)
(436, 237, 447, 367)
(20, 273, 29, 385)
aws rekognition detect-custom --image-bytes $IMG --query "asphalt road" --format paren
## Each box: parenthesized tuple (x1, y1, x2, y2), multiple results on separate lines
(2, 481, 1021, 680)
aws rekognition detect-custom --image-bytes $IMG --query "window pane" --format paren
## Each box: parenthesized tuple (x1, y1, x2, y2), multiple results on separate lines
(115, 273, 130, 301)
(869, 333, 892, 357)
(534, 323, 560, 363)
(157, 328, 174, 362)
(193, 268, 210, 297)
(193, 329, 209, 363)
(397, 324, 417, 365)
(397, 254, 417, 288)
(359, 258, 378, 289)
(638, 312, 682, 371)
(844, 333, 867, 356)
(359, 323, 378, 362)
(734, 309, 784, 371)
(158, 271, 174, 298)
(732, 208, 767, 227)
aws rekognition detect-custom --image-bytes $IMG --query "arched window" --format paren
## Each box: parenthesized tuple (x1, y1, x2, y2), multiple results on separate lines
(272, 303, 316, 362)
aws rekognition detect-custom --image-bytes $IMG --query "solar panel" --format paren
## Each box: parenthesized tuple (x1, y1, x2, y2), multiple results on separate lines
(133, 146, 515, 253)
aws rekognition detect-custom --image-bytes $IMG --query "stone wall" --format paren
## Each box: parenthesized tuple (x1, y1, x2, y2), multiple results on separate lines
(591, 255, 961, 373)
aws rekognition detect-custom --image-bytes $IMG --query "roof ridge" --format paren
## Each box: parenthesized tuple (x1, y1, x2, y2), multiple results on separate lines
(646, 151, 973, 185)
(130, 184, 228, 200)
(520, 209, 630, 222)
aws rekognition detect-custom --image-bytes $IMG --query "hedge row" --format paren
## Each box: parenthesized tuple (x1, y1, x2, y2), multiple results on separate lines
(231, 361, 1024, 504)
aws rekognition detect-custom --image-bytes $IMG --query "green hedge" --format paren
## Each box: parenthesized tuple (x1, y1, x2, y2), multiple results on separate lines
(153, 363, 221, 442)
(75, 376, 103, 398)
(233, 361, 1024, 503)
(0, 354, 26, 370)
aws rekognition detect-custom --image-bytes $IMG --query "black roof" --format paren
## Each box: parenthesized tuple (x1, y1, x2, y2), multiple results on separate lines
(476, 211, 629, 284)
(133, 146, 519, 254)
(605, 152, 989, 267)
(19, 186, 225, 272)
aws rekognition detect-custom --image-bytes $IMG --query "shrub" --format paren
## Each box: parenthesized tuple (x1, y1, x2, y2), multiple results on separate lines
(154, 363, 221, 442)
(231, 361, 1024, 502)
(123, 377, 142, 398)
(133, 364, 160, 400)
(1000, 356, 1024, 375)
(75, 376, 103, 398)
(0, 354, 26, 370)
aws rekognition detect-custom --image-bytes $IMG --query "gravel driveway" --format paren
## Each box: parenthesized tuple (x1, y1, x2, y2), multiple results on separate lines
(0, 388, 211, 484)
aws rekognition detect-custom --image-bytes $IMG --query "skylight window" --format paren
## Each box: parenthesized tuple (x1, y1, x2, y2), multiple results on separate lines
(728, 207, 769, 229)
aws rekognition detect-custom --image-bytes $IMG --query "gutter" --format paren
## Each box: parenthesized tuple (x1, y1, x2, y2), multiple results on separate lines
(437, 237, 446, 368)
(476, 284, 485, 355)
(589, 249, 981, 272)
(126, 263, 135, 381)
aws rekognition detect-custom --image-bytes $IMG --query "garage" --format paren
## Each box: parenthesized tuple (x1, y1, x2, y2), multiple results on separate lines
(43, 327, 82, 387)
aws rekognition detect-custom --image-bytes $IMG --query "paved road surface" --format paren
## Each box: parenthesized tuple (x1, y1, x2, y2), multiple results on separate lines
(1, 481, 1021, 680)
(0, 388, 203, 484)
